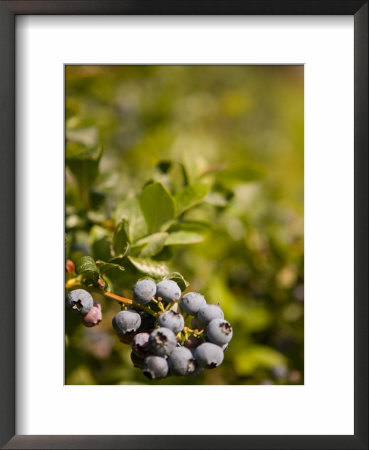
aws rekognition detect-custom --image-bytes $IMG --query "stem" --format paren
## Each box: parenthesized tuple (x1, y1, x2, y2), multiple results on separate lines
(102, 292, 158, 317)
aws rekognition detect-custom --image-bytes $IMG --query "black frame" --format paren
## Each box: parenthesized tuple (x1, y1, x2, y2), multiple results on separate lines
(0, 1, 367, 449)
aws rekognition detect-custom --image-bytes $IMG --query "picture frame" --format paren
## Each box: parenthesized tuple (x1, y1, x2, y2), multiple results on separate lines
(0, 1, 367, 449)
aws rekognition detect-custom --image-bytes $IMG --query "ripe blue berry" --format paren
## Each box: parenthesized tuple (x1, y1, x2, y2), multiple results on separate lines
(66, 289, 94, 315)
(197, 304, 224, 324)
(143, 356, 169, 380)
(194, 342, 224, 369)
(180, 292, 206, 315)
(82, 302, 102, 327)
(206, 319, 233, 346)
(131, 351, 144, 369)
(184, 335, 202, 349)
(112, 310, 141, 334)
(133, 279, 156, 305)
(157, 310, 184, 333)
(149, 327, 177, 357)
(138, 311, 156, 332)
(168, 346, 197, 376)
(132, 332, 150, 357)
(156, 280, 181, 303)
(117, 331, 136, 344)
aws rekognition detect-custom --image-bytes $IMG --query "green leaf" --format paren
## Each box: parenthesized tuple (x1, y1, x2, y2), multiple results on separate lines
(66, 143, 103, 189)
(113, 220, 130, 255)
(114, 198, 148, 242)
(132, 232, 168, 258)
(163, 272, 189, 292)
(96, 261, 125, 275)
(165, 231, 204, 246)
(216, 161, 266, 186)
(175, 183, 210, 215)
(66, 142, 102, 162)
(128, 256, 169, 279)
(139, 182, 176, 233)
(76, 256, 99, 284)
(90, 225, 112, 261)
(169, 220, 212, 233)
(109, 242, 130, 263)
(66, 126, 98, 149)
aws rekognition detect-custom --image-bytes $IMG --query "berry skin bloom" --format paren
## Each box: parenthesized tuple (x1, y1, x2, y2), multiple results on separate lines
(157, 310, 185, 334)
(206, 319, 233, 346)
(168, 346, 197, 376)
(82, 302, 102, 327)
(112, 310, 141, 334)
(149, 327, 177, 357)
(197, 304, 224, 324)
(66, 289, 94, 315)
(143, 356, 169, 380)
(180, 292, 206, 315)
(156, 280, 181, 303)
(133, 279, 156, 305)
(194, 342, 224, 369)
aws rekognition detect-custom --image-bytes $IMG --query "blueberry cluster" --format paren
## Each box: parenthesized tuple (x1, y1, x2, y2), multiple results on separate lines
(66, 288, 102, 327)
(66, 279, 233, 380)
(113, 279, 233, 380)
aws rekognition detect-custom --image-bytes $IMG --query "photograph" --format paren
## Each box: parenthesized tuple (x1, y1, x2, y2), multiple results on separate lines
(65, 65, 304, 386)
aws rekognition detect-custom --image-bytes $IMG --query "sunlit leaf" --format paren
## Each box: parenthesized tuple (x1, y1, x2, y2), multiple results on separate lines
(139, 182, 176, 233)
(114, 198, 148, 242)
(96, 261, 125, 275)
(163, 272, 189, 291)
(132, 232, 168, 258)
(128, 256, 169, 279)
(165, 231, 204, 246)
(175, 183, 210, 215)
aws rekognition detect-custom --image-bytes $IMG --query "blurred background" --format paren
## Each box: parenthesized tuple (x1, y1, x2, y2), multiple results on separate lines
(65, 65, 304, 385)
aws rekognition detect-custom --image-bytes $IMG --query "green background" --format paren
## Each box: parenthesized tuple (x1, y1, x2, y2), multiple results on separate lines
(65, 65, 304, 385)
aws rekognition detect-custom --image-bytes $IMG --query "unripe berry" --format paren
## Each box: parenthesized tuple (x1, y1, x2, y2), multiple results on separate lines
(82, 302, 102, 327)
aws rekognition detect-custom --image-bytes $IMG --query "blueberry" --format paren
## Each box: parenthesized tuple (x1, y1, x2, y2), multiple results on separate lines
(157, 310, 184, 334)
(133, 279, 156, 305)
(66, 289, 94, 315)
(168, 346, 197, 376)
(197, 304, 224, 324)
(82, 302, 102, 327)
(143, 355, 169, 380)
(206, 319, 233, 346)
(112, 310, 141, 334)
(136, 310, 156, 332)
(184, 335, 202, 349)
(194, 342, 224, 369)
(117, 331, 136, 344)
(132, 332, 150, 357)
(156, 280, 181, 303)
(149, 327, 177, 357)
(180, 292, 206, 315)
(131, 351, 145, 369)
